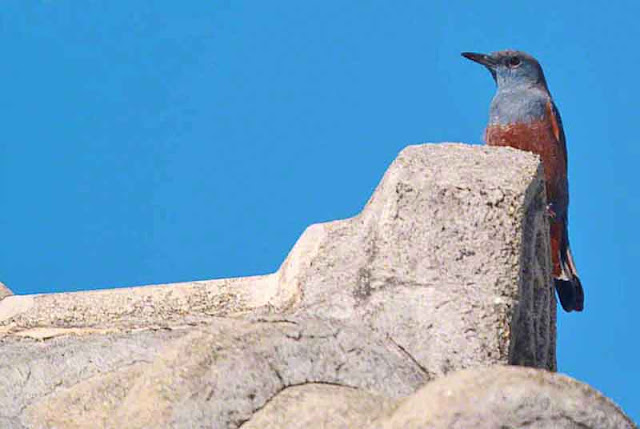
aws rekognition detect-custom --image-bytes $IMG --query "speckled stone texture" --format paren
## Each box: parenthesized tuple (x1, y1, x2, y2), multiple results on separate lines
(243, 367, 635, 429)
(284, 143, 556, 375)
(375, 366, 635, 429)
(0, 144, 633, 428)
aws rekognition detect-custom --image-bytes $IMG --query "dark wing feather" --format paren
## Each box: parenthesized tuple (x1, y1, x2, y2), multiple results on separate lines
(546, 100, 568, 171)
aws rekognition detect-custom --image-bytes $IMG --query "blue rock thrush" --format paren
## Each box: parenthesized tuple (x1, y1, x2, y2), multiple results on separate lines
(462, 50, 584, 312)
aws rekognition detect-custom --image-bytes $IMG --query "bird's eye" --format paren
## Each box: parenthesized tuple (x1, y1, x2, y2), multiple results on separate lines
(508, 56, 521, 68)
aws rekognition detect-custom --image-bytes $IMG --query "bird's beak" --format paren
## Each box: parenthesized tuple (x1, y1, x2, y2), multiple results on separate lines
(461, 52, 497, 69)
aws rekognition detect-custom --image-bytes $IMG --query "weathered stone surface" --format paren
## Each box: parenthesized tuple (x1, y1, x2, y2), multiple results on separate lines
(0, 274, 285, 333)
(376, 366, 635, 429)
(283, 144, 556, 374)
(0, 144, 633, 428)
(243, 383, 394, 429)
(1, 144, 555, 374)
(242, 366, 635, 429)
(2, 318, 425, 428)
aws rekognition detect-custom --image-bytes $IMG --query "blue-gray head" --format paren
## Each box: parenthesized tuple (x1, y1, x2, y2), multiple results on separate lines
(462, 50, 548, 90)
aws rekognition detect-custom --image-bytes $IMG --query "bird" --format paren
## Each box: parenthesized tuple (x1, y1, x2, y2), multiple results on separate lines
(462, 50, 584, 312)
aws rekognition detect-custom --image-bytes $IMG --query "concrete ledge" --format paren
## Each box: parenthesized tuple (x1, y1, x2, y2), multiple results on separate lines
(2, 143, 631, 428)
(0, 275, 282, 335)
(1, 144, 555, 372)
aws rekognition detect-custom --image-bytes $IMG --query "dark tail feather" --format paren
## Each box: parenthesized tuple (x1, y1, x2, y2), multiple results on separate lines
(555, 276, 584, 312)
(555, 236, 584, 312)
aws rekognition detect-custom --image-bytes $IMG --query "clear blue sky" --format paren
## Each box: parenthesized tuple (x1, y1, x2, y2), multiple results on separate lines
(1, 1, 638, 420)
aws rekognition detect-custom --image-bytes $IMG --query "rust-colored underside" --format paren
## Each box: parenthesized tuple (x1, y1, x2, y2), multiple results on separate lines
(485, 117, 567, 277)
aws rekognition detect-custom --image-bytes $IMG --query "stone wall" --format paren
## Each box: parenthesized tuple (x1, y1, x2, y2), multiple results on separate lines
(0, 144, 633, 428)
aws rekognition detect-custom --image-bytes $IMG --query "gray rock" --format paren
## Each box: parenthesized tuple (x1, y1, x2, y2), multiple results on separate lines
(3, 318, 424, 428)
(376, 366, 635, 429)
(243, 383, 394, 429)
(0, 144, 633, 428)
(284, 144, 556, 374)
(242, 366, 636, 429)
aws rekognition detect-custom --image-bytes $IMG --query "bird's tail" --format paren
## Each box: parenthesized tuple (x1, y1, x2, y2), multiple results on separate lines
(554, 230, 584, 312)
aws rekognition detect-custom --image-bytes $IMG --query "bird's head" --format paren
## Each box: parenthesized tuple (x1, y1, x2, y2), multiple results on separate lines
(462, 50, 548, 90)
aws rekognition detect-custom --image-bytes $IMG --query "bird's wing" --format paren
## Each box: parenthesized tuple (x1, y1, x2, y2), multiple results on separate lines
(545, 98, 571, 225)
(546, 100, 568, 171)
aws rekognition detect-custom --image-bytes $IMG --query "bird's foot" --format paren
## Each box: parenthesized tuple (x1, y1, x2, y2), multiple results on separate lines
(546, 203, 557, 220)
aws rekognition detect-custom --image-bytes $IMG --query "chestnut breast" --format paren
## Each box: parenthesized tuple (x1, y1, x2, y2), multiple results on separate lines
(485, 92, 568, 219)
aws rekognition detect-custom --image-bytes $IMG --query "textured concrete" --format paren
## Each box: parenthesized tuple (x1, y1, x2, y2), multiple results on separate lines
(0, 274, 285, 335)
(377, 366, 636, 429)
(284, 143, 556, 374)
(0, 144, 633, 428)
(243, 383, 394, 429)
(242, 367, 636, 429)
(0, 144, 555, 374)
(2, 318, 425, 428)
